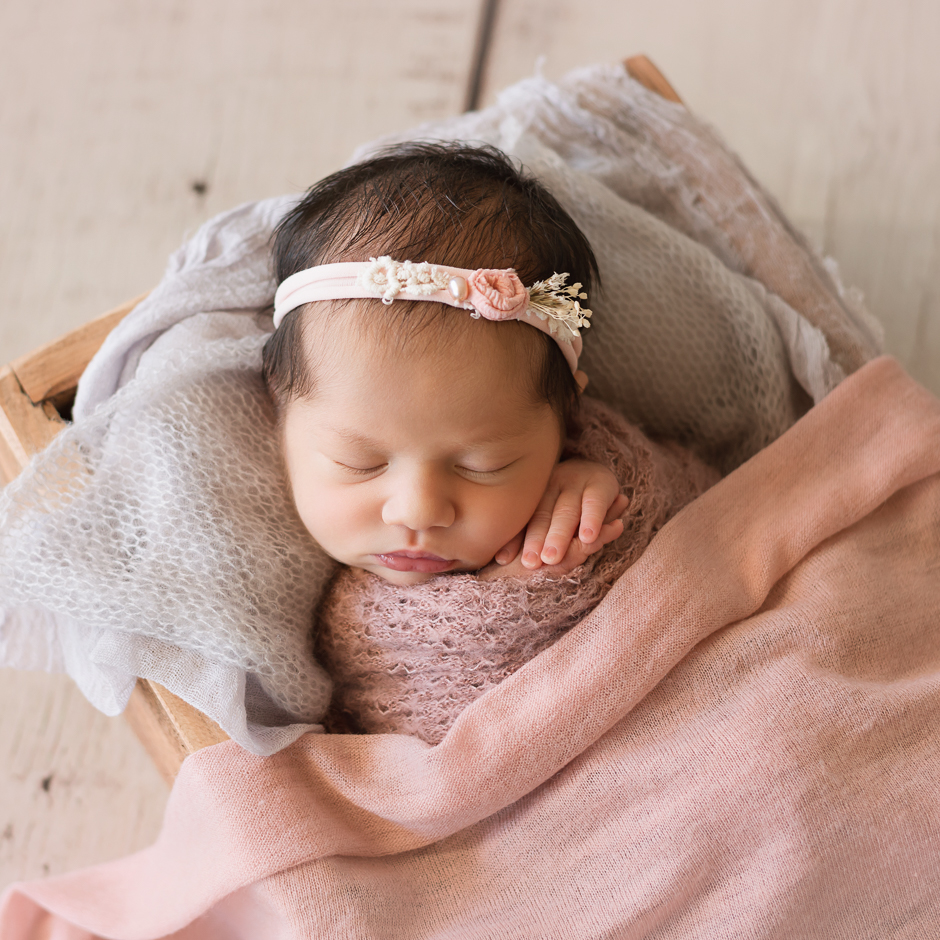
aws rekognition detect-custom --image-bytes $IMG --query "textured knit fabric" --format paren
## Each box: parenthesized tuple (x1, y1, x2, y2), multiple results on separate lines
(0, 64, 877, 752)
(316, 396, 718, 744)
(3, 358, 940, 939)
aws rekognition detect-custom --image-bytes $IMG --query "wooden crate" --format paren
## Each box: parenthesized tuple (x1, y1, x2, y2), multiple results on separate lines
(0, 56, 679, 782)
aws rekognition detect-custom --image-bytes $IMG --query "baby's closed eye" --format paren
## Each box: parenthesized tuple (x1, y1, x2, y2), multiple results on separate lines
(336, 461, 387, 476)
(455, 459, 518, 479)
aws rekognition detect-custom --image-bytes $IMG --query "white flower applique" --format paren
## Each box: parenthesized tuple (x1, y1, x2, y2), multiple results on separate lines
(357, 256, 451, 304)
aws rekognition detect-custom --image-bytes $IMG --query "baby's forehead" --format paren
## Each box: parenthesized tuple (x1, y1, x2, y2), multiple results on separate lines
(288, 325, 559, 450)
(286, 297, 571, 443)
(302, 297, 544, 384)
(286, 398, 561, 469)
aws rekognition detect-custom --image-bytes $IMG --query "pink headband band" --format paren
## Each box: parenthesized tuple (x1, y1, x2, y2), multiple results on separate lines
(272, 257, 591, 374)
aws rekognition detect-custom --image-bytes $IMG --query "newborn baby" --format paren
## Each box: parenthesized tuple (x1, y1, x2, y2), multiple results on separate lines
(263, 141, 717, 743)
(317, 395, 716, 743)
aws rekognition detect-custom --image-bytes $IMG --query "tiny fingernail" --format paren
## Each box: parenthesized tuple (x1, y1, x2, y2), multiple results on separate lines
(542, 546, 558, 563)
(581, 527, 595, 542)
(523, 551, 540, 568)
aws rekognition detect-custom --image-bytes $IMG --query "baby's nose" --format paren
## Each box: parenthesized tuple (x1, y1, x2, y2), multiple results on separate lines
(381, 469, 456, 531)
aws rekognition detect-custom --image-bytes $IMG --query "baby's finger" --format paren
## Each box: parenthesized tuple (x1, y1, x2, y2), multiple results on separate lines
(599, 517, 624, 546)
(603, 493, 631, 524)
(494, 529, 525, 565)
(520, 491, 558, 568)
(543, 518, 623, 575)
(578, 484, 623, 544)
(583, 518, 624, 552)
(539, 490, 584, 565)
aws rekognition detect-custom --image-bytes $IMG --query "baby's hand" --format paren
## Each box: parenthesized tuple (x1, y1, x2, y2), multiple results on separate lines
(480, 460, 629, 580)
(516, 459, 629, 569)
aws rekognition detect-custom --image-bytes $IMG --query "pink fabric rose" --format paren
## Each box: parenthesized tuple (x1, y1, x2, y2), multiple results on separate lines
(467, 268, 529, 320)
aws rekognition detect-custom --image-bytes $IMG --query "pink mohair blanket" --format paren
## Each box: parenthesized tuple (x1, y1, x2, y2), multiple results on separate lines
(317, 396, 719, 744)
(3, 357, 940, 939)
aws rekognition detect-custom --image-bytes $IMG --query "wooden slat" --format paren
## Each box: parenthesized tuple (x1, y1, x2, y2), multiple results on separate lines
(147, 682, 229, 756)
(122, 679, 229, 785)
(0, 401, 30, 486)
(624, 55, 683, 104)
(10, 294, 145, 404)
(122, 680, 190, 787)
(0, 365, 65, 483)
(124, 676, 232, 785)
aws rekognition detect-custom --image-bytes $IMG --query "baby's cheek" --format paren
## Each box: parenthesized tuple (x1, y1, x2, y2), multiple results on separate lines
(292, 481, 351, 551)
(475, 488, 542, 555)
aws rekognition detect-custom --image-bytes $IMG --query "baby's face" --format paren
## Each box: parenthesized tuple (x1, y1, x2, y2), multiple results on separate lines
(281, 313, 562, 585)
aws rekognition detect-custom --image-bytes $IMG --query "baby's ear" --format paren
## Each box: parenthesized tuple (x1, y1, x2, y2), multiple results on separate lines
(574, 370, 589, 394)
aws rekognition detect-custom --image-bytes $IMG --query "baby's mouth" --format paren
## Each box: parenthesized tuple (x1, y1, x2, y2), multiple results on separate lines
(375, 551, 455, 573)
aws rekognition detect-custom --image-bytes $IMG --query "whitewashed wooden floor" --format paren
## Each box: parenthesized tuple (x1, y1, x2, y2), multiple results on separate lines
(1, 0, 938, 892)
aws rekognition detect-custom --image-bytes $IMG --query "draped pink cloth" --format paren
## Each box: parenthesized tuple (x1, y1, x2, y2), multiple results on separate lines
(3, 356, 940, 939)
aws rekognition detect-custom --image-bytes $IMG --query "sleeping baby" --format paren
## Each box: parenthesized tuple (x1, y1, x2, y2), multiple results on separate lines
(263, 142, 718, 744)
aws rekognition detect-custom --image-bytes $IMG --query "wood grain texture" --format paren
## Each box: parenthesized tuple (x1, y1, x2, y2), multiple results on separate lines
(122, 681, 194, 787)
(0, 0, 481, 365)
(0, 404, 29, 487)
(0, 0, 482, 892)
(0, 367, 64, 472)
(147, 683, 229, 757)
(11, 295, 145, 404)
(0, 669, 167, 887)
(481, 0, 940, 392)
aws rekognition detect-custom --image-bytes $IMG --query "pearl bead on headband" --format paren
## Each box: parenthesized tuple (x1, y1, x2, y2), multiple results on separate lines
(272, 256, 592, 374)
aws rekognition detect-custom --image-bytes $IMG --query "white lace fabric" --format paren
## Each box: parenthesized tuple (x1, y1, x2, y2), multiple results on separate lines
(0, 64, 880, 755)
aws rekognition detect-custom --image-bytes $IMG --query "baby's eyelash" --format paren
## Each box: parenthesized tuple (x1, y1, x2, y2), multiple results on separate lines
(458, 463, 512, 479)
(337, 462, 386, 476)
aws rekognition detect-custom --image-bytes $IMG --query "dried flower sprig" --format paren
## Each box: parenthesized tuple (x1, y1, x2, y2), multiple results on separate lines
(525, 273, 592, 339)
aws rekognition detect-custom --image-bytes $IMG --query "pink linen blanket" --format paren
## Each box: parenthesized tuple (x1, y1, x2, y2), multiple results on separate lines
(3, 355, 940, 939)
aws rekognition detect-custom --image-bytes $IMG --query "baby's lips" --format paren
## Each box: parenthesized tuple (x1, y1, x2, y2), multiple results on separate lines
(376, 552, 455, 573)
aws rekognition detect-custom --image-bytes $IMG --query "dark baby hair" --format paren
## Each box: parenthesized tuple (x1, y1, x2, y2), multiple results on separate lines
(262, 141, 599, 426)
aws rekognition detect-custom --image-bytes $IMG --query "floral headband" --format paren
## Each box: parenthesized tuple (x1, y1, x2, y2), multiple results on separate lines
(272, 256, 592, 373)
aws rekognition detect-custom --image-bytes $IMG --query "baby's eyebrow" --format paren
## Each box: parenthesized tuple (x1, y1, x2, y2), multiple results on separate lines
(324, 427, 381, 449)
(322, 424, 526, 450)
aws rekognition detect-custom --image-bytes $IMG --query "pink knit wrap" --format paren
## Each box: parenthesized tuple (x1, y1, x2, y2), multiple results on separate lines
(315, 396, 719, 744)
